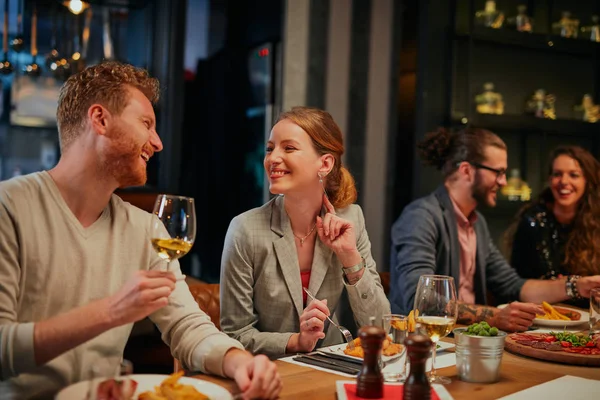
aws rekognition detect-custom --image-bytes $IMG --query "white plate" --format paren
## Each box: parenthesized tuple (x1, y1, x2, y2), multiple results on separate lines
(318, 343, 405, 363)
(335, 380, 454, 400)
(55, 374, 233, 400)
(318, 340, 454, 362)
(497, 304, 589, 328)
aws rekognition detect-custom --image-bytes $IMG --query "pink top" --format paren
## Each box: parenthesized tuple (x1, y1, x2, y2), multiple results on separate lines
(450, 197, 478, 304)
(301, 270, 311, 305)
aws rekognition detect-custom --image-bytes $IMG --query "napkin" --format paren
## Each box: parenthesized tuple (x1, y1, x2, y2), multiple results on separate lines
(498, 376, 600, 400)
(335, 381, 454, 400)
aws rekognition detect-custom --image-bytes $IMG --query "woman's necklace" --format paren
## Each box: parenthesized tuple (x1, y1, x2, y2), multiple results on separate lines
(293, 222, 318, 246)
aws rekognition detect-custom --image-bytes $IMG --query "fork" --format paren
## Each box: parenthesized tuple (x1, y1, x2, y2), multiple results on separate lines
(302, 287, 355, 350)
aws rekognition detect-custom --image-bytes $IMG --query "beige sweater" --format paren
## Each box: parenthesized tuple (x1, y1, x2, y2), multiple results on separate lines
(0, 172, 243, 399)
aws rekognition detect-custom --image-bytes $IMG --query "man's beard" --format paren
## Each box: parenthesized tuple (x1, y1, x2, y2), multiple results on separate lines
(471, 172, 496, 208)
(101, 126, 147, 188)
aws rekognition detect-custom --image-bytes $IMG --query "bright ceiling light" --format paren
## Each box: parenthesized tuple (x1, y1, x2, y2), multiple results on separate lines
(64, 0, 89, 15)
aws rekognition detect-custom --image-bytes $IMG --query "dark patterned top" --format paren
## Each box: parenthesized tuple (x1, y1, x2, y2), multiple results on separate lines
(510, 202, 587, 308)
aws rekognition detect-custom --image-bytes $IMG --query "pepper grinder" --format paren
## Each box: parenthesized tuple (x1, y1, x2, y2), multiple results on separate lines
(356, 325, 385, 399)
(403, 330, 433, 400)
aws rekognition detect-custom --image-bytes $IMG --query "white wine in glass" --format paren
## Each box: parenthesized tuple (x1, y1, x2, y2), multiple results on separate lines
(413, 275, 458, 385)
(151, 195, 196, 306)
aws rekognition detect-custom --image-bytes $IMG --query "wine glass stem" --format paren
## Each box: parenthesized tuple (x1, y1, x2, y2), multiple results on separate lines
(430, 342, 438, 379)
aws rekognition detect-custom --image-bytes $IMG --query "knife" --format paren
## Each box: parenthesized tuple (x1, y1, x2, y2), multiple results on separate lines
(293, 355, 361, 375)
(314, 350, 363, 366)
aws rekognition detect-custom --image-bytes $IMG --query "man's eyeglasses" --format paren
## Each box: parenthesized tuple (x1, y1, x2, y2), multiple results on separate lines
(470, 162, 507, 179)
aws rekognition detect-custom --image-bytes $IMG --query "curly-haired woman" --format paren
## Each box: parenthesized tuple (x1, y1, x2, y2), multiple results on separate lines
(508, 145, 600, 307)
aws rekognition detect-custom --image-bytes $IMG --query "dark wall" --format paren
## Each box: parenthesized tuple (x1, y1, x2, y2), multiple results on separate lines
(179, 0, 283, 282)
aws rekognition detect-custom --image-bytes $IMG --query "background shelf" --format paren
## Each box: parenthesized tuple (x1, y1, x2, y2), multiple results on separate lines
(455, 27, 600, 57)
(453, 113, 600, 137)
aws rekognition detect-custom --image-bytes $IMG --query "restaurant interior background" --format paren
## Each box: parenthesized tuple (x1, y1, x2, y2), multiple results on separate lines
(1, 0, 600, 372)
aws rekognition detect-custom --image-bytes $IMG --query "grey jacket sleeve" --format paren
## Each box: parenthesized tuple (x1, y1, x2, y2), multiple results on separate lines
(390, 205, 438, 314)
(480, 216, 527, 303)
(0, 194, 37, 380)
(343, 206, 391, 326)
(219, 216, 295, 357)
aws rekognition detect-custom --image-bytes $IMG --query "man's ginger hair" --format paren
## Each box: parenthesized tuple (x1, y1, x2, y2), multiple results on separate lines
(56, 61, 160, 151)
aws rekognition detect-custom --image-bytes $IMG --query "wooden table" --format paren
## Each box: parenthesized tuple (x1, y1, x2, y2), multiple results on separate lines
(193, 339, 600, 399)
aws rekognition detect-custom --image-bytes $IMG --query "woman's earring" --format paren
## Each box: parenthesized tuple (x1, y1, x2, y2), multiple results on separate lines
(318, 172, 323, 184)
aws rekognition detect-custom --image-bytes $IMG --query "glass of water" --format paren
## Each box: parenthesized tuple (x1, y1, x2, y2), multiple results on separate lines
(382, 314, 408, 382)
(590, 288, 600, 334)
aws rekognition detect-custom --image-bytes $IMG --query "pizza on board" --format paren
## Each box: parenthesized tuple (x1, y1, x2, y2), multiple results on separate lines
(508, 332, 600, 355)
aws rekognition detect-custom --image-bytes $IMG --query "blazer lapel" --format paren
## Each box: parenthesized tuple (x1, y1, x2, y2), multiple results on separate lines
(271, 196, 304, 317)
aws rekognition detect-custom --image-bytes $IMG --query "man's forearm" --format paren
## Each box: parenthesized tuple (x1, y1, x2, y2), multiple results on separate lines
(222, 348, 252, 379)
(34, 297, 116, 366)
(457, 302, 499, 325)
(519, 278, 568, 304)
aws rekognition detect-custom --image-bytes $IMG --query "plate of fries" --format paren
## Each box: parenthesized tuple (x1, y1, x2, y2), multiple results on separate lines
(499, 302, 589, 328)
(56, 371, 233, 400)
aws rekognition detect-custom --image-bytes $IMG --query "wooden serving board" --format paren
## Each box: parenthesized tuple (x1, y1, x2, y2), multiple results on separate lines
(505, 334, 600, 366)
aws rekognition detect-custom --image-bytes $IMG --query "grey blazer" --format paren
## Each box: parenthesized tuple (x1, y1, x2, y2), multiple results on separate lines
(220, 195, 390, 358)
(389, 185, 526, 315)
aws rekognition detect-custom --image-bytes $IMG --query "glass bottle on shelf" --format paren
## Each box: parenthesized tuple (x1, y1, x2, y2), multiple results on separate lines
(552, 11, 579, 38)
(501, 169, 532, 202)
(526, 89, 556, 119)
(508, 4, 533, 32)
(475, 82, 504, 115)
(475, 1, 505, 29)
(581, 15, 600, 42)
(574, 94, 599, 123)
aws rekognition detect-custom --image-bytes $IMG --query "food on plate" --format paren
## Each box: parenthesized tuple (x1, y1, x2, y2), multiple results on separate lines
(536, 302, 581, 321)
(509, 332, 600, 355)
(464, 321, 499, 337)
(407, 309, 419, 333)
(137, 371, 209, 400)
(343, 337, 404, 358)
(96, 378, 138, 400)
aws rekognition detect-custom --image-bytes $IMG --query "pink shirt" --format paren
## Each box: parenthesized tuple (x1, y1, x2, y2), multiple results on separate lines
(450, 197, 477, 304)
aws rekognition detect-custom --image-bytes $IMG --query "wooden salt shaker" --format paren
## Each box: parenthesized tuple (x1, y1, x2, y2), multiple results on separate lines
(403, 332, 433, 400)
(356, 325, 385, 398)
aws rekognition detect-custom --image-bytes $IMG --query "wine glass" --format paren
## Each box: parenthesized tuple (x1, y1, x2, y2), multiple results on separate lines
(413, 275, 458, 385)
(151, 195, 196, 306)
(591, 288, 600, 334)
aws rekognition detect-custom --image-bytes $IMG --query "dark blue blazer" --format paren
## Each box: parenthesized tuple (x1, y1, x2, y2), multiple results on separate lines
(390, 185, 526, 314)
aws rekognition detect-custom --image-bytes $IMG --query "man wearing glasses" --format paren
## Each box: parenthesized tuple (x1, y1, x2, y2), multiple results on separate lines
(389, 127, 600, 332)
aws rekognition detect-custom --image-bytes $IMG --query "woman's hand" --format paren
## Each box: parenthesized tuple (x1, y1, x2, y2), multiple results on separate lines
(317, 194, 358, 261)
(292, 298, 330, 352)
(577, 276, 600, 298)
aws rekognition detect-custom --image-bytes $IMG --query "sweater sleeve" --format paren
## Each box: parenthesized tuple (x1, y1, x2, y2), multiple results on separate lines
(146, 216, 243, 377)
(0, 195, 37, 380)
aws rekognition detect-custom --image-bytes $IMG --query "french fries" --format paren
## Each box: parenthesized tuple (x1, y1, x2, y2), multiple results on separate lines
(343, 337, 403, 357)
(137, 371, 209, 400)
(407, 309, 419, 332)
(536, 301, 571, 321)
